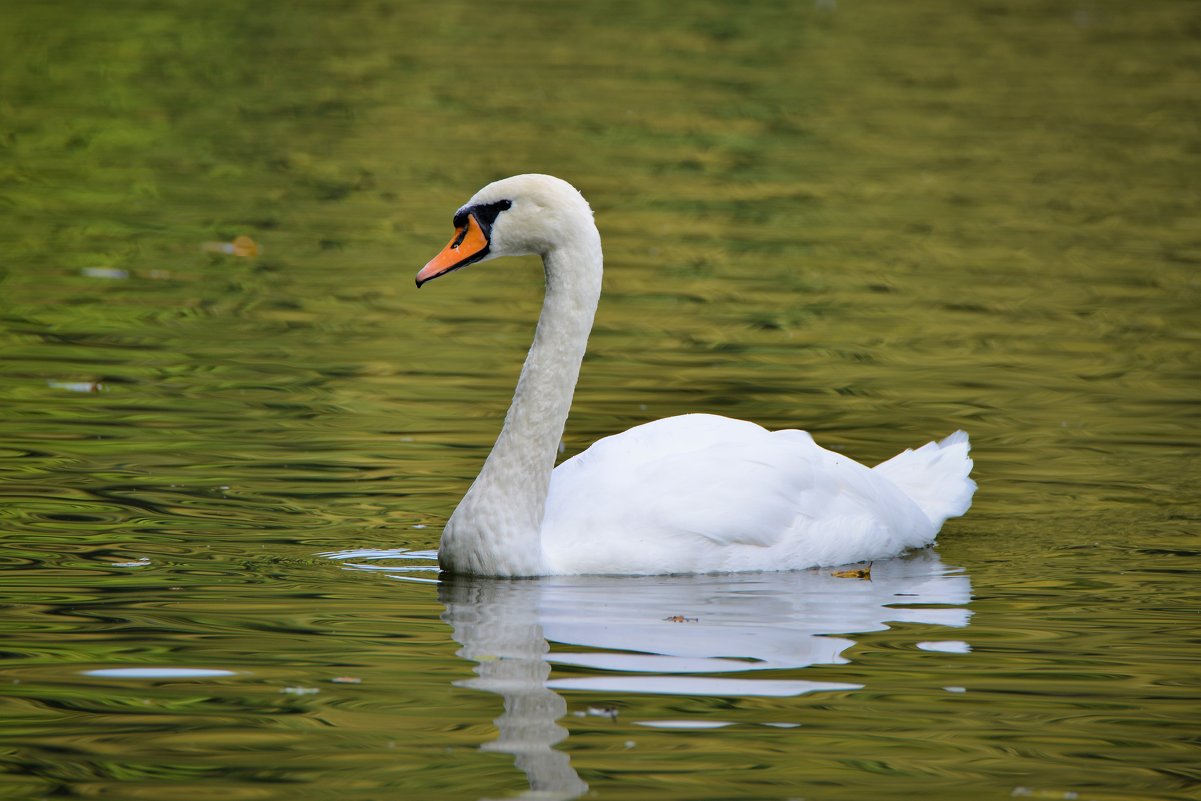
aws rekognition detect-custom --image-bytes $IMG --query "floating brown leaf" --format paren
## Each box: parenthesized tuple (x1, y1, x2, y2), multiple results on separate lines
(831, 562, 873, 580)
(202, 235, 261, 257)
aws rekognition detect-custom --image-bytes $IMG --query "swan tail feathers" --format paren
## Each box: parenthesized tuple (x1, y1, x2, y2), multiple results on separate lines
(872, 431, 976, 528)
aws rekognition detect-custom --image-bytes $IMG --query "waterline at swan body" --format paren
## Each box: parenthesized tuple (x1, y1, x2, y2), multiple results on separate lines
(416, 174, 975, 577)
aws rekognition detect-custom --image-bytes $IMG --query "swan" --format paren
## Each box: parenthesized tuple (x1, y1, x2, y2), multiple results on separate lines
(416, 174, 975, 577)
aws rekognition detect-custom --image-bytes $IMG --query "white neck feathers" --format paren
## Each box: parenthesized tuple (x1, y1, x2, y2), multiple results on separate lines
(439, 212, 602, 576)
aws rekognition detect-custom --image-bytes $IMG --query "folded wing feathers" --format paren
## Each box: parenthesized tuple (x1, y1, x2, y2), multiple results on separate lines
(545, 417, 973, 573)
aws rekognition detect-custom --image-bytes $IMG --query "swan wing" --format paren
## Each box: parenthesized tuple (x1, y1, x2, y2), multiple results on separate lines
(541, 414, 936, 575)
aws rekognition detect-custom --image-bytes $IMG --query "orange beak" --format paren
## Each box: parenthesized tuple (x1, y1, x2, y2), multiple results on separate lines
(416, 213, 491, 287)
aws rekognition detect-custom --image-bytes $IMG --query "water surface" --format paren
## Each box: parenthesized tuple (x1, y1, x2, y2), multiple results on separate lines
(1, 2, 1199, 800)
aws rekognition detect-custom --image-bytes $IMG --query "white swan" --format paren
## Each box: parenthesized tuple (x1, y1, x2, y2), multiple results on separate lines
(416, 174, 975, 577)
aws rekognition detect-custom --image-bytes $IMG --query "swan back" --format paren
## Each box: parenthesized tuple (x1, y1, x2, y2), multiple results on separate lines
(541, 414, 942, 575)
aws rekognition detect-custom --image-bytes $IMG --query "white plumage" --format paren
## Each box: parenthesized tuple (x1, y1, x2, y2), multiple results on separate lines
(417, 174, 975, 577)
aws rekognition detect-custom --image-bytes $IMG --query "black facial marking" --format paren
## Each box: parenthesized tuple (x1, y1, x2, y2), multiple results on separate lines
(451, 199, 511, 235)
(472, 199, 512, 230)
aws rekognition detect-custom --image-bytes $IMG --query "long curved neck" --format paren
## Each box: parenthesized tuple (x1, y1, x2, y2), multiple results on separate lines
(440, 226, 602, 577)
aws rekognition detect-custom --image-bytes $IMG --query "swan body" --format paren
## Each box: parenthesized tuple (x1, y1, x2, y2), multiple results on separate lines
(417, 174, 975, 577)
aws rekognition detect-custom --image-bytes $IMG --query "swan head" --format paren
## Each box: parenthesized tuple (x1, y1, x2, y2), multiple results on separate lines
(416, 174, 595, 287)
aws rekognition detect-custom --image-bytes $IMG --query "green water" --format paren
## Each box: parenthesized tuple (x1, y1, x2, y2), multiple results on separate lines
(2, 1, 1199, 799)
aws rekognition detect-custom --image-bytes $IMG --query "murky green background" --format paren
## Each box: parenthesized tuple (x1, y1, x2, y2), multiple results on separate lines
(2, 1, 1199, 799)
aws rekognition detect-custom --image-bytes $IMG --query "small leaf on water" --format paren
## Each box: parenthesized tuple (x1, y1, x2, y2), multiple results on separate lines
(831, 562, 872, 580)
(201, 235, 261, 257)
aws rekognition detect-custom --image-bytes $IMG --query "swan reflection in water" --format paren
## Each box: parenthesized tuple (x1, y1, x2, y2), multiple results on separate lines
(330, 550, 971, 801)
